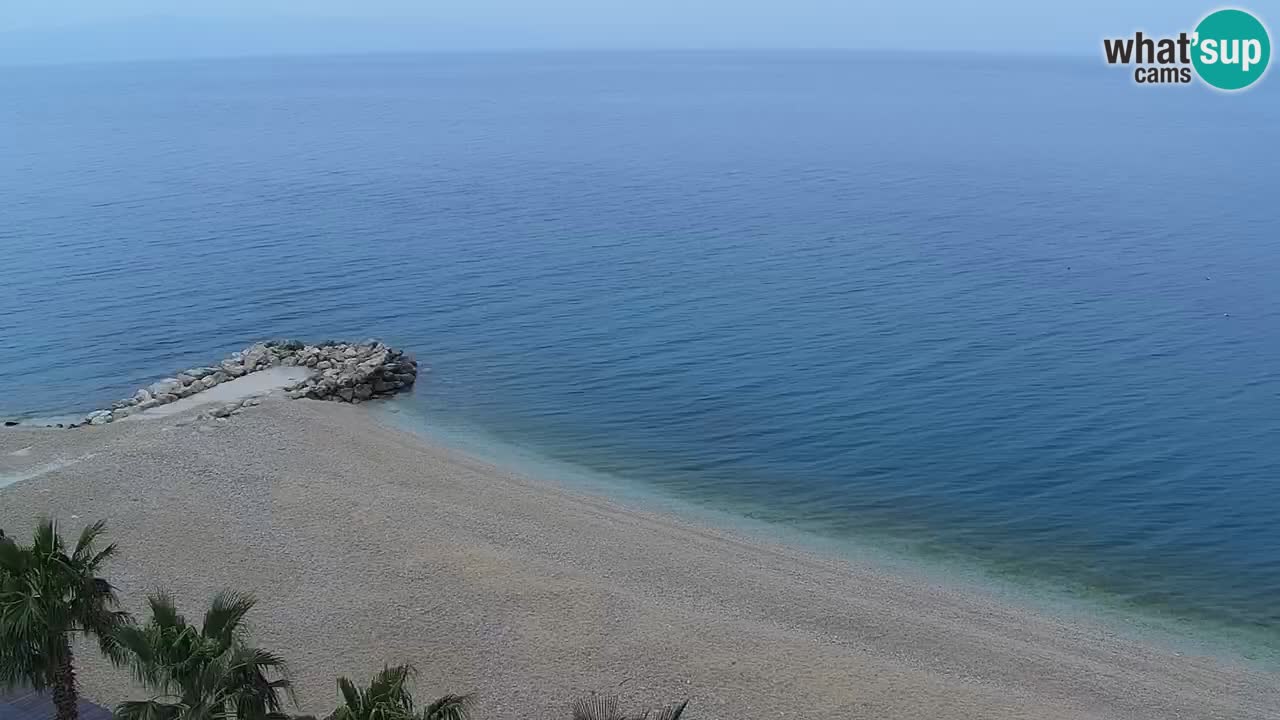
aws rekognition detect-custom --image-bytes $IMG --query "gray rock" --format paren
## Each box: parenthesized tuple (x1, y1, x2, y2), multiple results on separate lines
(148, 378, 181, 396)
(200, 375, 219, 389)
(210, 405, 234, 418)
(316, 360, 333, 370)
(176, 374, 196, 386)
(137, 399, 160, 411)
(282, 356, 298, 366)
(157, 394, 178, 404)
(373, 380, 395, 393)
(354, 384, 374, 400)
(89, 413, 112, 425)
(244, 397, 261, 407)
(212, 371, 229, 384)
(134, 388, 154, 403)
(242, 343, 269, 368)
(338, 388, 355, 402)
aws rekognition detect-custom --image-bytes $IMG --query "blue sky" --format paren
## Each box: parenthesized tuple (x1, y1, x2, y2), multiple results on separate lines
(0, 0, 1234, 64)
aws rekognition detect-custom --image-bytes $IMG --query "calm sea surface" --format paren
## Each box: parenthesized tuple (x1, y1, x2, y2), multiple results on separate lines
(2, 52, 1279, 654)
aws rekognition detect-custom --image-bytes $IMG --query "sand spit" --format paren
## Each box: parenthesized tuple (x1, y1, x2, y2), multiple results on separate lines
(0, 400, 1275, 719)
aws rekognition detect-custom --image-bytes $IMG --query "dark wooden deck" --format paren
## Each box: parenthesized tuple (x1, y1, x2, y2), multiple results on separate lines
(0, 687, 112, 720)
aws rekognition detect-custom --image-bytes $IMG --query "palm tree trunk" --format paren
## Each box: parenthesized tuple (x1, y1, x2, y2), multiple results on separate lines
(49, 638, 79, 720)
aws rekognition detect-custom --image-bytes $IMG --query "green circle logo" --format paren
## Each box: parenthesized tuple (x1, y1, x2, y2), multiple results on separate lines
(1192, 9, 1271, 90)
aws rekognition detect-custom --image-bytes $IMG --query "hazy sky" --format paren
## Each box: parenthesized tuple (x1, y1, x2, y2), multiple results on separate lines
(0, 0, 1230, 64)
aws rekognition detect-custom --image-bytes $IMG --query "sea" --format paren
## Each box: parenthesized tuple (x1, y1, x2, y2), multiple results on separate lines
(2, 51, 1278, 661)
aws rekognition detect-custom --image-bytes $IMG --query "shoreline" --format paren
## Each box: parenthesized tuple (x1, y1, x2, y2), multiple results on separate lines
(1, 399, 1276, 718)
(375, 401, 1280, 668)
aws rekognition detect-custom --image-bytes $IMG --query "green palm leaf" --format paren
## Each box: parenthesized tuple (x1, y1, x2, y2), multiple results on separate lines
(0, 518, 130, 720)
(114, 590, 291, 720)
(327, 665, 469, 720)
(421, 693, 473, 720)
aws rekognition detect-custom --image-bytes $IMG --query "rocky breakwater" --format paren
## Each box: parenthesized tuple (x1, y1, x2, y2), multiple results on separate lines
(279, 341, 419, 402)
(76, 339, 419, 427)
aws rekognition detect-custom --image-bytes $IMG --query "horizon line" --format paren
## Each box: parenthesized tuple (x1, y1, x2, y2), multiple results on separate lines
(0, 46, 1098, 70)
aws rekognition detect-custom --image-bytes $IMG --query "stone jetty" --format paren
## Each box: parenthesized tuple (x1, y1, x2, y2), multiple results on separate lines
(75, 339, 418, 427)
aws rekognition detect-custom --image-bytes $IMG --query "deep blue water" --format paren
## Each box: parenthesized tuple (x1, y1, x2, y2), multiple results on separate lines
(3, 52, 1279, 652)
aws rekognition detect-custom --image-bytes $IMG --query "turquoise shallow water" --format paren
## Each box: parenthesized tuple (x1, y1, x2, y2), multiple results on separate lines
(2, 52, 1279, 657)
(374, 399, 1279, 667)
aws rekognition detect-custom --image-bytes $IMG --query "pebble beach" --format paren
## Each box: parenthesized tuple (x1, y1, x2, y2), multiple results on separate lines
(1, 397, 1274, 719)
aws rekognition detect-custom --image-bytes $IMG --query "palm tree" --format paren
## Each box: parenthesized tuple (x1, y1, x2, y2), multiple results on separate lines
(571, 694, 689, 720)
(0, 519, 130, 720)
(114, 590, 292, 720)
(329, 664, 472, 720)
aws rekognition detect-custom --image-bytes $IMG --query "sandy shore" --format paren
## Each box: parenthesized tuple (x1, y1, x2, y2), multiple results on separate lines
(1, 399, 1275, 719)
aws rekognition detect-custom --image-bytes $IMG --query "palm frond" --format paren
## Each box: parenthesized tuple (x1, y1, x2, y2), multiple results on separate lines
(72, 520, 109, 563)
(92, 608, 133, 664)
(31, 519, 61, 557)
(330, 665, 454, 720)
(116, 591, 292, 720)
(88, 542, 118, 570)
(0, 517, 124, 696)
(421, 693, 473, 720)
(113, 698, 185, 720)
(0, 537, 24, 573)
(148, 593, 184, 631)
(226, 644, 294, 714)
(337, 676, 363, 714)
(572, 694, 624, 720)
(202, 589, 256, 645)
(367, 664, 416, 708)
